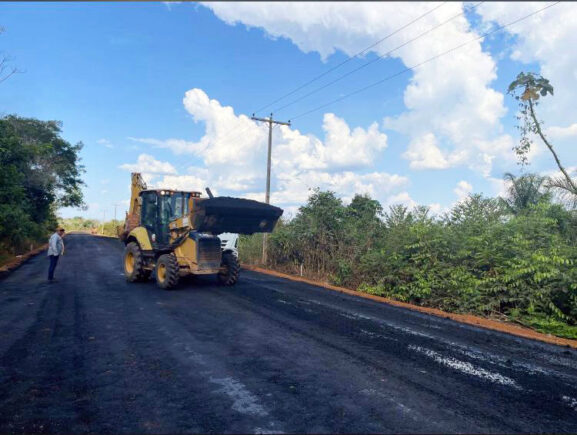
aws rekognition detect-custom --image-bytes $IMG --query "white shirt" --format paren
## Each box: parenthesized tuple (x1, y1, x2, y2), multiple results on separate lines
(47, 233, 64, 256)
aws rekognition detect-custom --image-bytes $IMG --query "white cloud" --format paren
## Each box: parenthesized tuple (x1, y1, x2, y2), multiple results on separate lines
(182, 88, 267, 166)
(124, 88, 401, 212)
(384, 191, 418, 209)
(154, 174, 207, 192)
(244, 170, 408, 205)
(321, 113, 388, 168)
(486, 176, 508, 199)
(428, 202, 444, 215)
(140, 173, 156, 186)
(477, 2, 577, 132)
(541, 165, 577, 179)
(180, 89, 388, 174)
(403, 133, 449, 170)
(119, 154, 177, 176)
(203, 2, 511, 175)
(279, 205, 300, 221)
(402, 130, 516, 177)
(454, 180, 473, 201)
(547, 123, 577, 140)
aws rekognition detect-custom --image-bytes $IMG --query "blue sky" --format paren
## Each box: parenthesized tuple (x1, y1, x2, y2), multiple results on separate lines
(1, 2, 575, 220)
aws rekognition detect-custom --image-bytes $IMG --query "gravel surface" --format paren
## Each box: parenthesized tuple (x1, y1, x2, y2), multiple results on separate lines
(1, 233, 577, 434)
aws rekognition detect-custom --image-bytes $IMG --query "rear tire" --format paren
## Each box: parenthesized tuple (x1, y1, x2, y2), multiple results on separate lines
(124, 242, 147, 282)
(218, 252, 240, 286)
(155, 253, 180, 290)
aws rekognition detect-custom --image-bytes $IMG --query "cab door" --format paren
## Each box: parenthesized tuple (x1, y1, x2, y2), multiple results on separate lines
(140, 191, 166, 248)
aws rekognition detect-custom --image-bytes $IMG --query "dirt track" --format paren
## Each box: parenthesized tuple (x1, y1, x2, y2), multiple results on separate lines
(1, 233, 577, 433)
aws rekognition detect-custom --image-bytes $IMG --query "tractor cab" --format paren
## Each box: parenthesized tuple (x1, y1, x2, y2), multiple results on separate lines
(139, 189, 201, 248)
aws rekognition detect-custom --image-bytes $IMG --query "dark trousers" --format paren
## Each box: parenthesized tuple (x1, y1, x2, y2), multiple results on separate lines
(48, 255, 59, 280)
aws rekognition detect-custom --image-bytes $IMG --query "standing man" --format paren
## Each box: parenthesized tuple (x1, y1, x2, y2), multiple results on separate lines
(47, 227, 65, 282)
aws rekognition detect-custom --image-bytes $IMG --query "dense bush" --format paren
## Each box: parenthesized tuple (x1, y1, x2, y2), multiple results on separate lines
(0, 115, 85, 257)
(239, 177, 577, 337)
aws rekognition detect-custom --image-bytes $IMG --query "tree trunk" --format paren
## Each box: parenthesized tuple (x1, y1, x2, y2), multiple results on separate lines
(528, 98, 577, 193)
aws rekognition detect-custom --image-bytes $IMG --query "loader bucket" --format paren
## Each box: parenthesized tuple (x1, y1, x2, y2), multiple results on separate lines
(192, 197, 283, 235)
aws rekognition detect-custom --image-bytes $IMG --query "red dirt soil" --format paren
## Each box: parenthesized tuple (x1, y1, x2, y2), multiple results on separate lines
(0, 244, 48, 277)
(0, 232, 79, 276)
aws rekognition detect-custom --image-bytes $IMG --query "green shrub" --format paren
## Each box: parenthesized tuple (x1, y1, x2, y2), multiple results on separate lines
(242, 180, 577, 338)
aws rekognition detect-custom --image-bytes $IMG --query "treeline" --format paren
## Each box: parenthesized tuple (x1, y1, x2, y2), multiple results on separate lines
(58, 217, 121, 237)
(0, 115, 85, 261)
(240, 174, 577, 338)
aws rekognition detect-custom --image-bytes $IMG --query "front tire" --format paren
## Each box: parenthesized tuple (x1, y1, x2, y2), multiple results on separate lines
(218, 252, 240, 286)
(124, 242, 147, 282)
(155, 253, 180, 290)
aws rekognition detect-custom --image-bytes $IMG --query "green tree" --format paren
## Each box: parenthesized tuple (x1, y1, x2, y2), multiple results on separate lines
(290, 189, 346, 276)
(501, 172, 551, 215)
(240, 187, 577, 338)
(508, 72, 577, 207)
(0, 115, 85, 252)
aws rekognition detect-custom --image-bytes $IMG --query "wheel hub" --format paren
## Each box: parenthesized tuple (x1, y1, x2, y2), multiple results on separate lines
(125, 252, 134, 274)
(157, 263, 167, 282)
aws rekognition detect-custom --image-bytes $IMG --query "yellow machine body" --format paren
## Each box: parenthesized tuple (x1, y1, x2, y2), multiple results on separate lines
(119, 172, 282, 288)
(127, 227, 153, 251)
(126, 226, 222, 275)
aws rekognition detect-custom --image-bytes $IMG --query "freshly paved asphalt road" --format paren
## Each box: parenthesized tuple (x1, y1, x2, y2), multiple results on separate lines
(1, 234, 577, 434)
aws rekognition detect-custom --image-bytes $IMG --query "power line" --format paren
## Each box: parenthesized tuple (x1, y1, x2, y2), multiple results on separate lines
(187, 2, 472, 153)
(213, 3, 449, 145)
(288, 1, 560, 122)
(252, 1, 448, 116)
(174, 1, 558, 177)
(273, 1, 484, 114)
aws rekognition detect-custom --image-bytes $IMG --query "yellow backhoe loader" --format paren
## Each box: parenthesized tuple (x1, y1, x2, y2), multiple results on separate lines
(118, 173, 283, 289)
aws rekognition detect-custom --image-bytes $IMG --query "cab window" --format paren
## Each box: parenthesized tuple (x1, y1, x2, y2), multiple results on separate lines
(172, 192, 184, 219)
(159, 194, 173, 228)
(140, 192, 158, 231)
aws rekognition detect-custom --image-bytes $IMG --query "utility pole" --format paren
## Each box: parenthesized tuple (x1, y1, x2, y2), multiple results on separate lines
(251, 113, 290, 265)
(113, 202, 122, 224)
(101, 210, 106, 235)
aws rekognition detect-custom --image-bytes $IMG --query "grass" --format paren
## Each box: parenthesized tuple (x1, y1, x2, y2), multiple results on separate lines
(512, 313, 577, 340)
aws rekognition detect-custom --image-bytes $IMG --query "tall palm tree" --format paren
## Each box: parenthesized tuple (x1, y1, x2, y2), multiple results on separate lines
(502, 172, 551, 215)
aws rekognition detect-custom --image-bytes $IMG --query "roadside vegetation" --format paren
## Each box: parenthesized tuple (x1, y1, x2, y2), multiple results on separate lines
(242, 73, 577, 339)
(0, 115, 85, 263)
(241, 180, 577, 339)
(58, 217, 121, 237)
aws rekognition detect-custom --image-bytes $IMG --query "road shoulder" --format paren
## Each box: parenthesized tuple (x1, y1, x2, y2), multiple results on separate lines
(242, 264, 577, 349)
